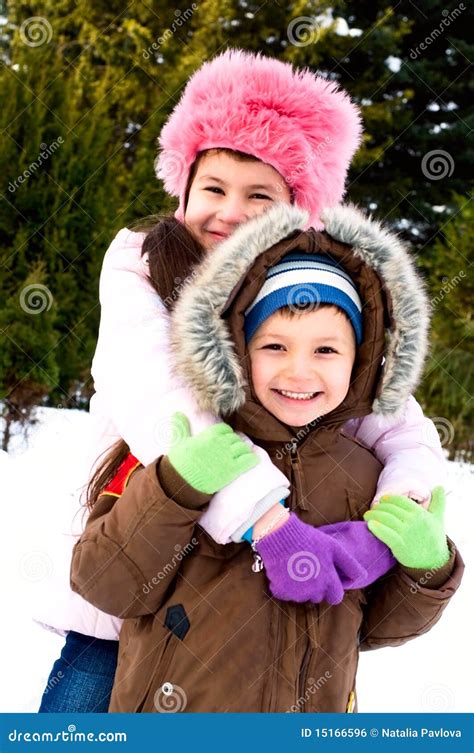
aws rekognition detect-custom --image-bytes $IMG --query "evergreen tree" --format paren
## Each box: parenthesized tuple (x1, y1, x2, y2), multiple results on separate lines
(417, 190, 473, 458)
(0, 0, 471, 450)
(0, 260, 58, 449)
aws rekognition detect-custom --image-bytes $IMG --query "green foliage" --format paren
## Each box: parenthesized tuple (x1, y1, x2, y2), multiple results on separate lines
(0, 260, 59, 448)
(0, 0, 471, 450)
(417, 190, 473, 457)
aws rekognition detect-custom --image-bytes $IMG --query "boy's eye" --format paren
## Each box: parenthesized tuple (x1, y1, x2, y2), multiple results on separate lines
(262, 343, 284, 350)
(316, 346, 337, 354)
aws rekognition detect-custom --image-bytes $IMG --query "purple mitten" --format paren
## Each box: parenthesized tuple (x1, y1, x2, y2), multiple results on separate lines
(255, 514, 396, 605)
(318, 521, 396, 588)
(255, 513, 367, 605)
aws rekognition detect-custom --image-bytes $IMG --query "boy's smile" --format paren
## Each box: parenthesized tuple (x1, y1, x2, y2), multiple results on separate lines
(248, 307, 356, 427)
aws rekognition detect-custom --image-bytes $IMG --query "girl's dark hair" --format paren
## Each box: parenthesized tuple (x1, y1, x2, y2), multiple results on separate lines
(85, 217, 206, 510)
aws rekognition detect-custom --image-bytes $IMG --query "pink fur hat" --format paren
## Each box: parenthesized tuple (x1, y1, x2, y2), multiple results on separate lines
(156, 48, 362, 229)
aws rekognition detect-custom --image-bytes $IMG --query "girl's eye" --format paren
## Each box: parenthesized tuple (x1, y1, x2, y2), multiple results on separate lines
(204, 186, 224, 194)
(316, 346, 337, 354)
(251, 193, 272, 200)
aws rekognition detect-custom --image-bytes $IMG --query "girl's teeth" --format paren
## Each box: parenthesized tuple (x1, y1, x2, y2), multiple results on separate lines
(278, 390, 317, 400)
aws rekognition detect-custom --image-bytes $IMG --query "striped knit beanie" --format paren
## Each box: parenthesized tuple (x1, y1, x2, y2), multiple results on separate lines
(244, 253, 363, 344)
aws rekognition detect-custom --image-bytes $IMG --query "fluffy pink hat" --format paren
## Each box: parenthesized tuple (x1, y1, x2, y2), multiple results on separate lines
(156, 48, 362, 229)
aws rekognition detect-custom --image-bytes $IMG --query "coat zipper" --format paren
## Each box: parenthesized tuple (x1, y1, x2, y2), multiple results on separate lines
(298, 640, 313, 711)
(298, 604, 319, 712)
(289, 440, 308, 510)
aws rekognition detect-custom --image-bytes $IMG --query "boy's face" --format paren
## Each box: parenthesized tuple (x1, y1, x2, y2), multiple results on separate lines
(184, 151, 291, 250)
(248, 307, 356, 427)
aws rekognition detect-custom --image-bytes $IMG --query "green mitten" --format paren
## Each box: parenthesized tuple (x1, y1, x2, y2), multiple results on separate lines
(363, 487, 450, 570)
(167, 413, 260, 494)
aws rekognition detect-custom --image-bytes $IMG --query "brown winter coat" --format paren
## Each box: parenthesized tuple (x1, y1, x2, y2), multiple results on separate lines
(71, 204, 464, 713)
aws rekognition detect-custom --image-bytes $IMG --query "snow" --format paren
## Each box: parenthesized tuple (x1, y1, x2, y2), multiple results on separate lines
(0, 407, 472, 712)
(385, 56, 402, 73)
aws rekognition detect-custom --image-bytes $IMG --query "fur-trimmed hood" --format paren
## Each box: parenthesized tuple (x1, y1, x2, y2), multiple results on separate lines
(170, 203, 429, 434)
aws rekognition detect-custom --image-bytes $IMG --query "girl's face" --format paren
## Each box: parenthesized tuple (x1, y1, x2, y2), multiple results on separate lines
(248, 307, 356, 427)
(184, 151, 292, 250)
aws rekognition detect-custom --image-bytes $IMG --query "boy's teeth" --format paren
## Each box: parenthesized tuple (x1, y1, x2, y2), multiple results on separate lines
(278, 390, 317, 400)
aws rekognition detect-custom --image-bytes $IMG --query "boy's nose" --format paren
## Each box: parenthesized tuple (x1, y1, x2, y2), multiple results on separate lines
(283, 356, 315, 384)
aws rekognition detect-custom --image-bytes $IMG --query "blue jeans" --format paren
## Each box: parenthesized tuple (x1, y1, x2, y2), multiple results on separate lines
(38, 631, 119, 713)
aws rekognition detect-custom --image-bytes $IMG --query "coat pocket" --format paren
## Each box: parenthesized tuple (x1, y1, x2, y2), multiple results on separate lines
(137, 604, 191, 713)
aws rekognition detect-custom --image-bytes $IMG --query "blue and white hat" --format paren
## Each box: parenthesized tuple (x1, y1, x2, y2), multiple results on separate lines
(244, 253, 363, 344)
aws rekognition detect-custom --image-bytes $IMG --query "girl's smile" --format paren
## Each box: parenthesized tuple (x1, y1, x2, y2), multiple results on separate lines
(184, 151, 292, 250)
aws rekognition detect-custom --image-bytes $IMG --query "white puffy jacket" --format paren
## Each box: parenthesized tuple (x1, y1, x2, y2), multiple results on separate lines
(32, 226, 446, 640)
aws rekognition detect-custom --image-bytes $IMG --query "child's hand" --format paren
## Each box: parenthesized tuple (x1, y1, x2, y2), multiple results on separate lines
(167, 413, 260, 494)
(363, 487, 450, 570)
(255, 513, 369, 605)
